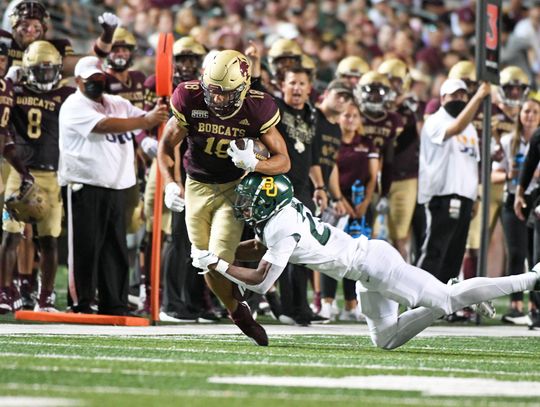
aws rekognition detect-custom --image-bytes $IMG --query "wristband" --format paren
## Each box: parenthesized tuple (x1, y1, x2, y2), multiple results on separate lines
(93, 42, 109, 58)
(333, 196, 343, 202)
(314, 186, 325, 191)
(215, 259, 229, 274)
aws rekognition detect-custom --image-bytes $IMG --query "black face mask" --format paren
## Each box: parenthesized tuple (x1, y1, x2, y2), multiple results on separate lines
(83, 80, 105, 100)
(443, 100, 467, 117)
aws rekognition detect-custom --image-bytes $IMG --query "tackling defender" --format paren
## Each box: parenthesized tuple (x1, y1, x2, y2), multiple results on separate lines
(193, 173, 540, 350)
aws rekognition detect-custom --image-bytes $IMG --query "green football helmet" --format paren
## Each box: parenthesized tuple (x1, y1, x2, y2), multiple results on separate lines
(234, 173, 294, 226)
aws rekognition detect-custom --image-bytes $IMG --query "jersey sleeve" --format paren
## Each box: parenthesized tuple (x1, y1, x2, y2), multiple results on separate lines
(252, 91, 280, 134)
(170, 82, 192, 127)
(261, 213, 299, 267)
(51, 38, 74, 57)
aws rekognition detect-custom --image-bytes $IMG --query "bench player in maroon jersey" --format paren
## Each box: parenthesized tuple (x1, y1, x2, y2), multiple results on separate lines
(158, 50, 290, 345)
(0, 41, 75, 313)
(377, 58, 419, 260)
(1, 0, 118, 76)
(354, 71, 403, 228)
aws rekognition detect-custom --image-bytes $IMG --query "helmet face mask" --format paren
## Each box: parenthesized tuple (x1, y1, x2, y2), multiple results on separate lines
(22, 40, 62, 93)
(498, 66, 530, 108)
(202, 50, 251, 119)
(174, 54, 202, 83)
(234, 174, 294, 226)
(360, 84, 391, 111)
(10, 0, 49, 31)
(107, 46, 134, 72)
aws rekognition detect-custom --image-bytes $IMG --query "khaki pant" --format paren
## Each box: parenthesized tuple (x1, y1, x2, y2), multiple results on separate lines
(185, 176, 243, 263)
(388, 178, 418, 241)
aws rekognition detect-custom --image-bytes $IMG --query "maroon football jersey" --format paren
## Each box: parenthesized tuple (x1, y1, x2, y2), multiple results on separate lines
(143, 74, 158, 111)
(170, 81, 280, 183)
(492, 104, 516, 139)
(337, 134, 379, 203)
(361, 111, 403, 195)
(392, 102, 419, 181)
(11, 83, 75, 170)
(105, 71, 147, 109)
(0, 30, 74, 68)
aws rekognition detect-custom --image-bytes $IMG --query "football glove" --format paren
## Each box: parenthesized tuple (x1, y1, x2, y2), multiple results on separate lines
(376, 197, 389, 215)
(164, 182, 185, 212)
(140, 137, 158, 159)
(227, 139, 259, 172)
(191, 249, 219, 270)
(5, 66, 24, 84)
(98, 12, 119, 43)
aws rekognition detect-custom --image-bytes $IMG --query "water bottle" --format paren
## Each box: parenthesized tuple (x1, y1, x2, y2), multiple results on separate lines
(512, 153, 525, 186)
(351, 179, 365, 206)
(377, 213, 388, 241)
(348, 220, 362, 238)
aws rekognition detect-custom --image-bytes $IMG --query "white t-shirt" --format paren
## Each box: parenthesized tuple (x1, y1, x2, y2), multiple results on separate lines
(418, 107, 480, 204)
(494, 132, 540, 195)
(58, 90, 145, 189)
(260, 199, 368, 281)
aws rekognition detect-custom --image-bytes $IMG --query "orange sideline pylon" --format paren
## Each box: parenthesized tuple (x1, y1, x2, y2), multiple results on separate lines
(151, 32, 174, 324)
(15, 310, 149, 326)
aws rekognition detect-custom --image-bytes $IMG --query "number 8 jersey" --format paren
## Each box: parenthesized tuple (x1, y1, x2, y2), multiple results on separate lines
(260, 198, 369, 281)
(11, 83, 75, 171)
(170, 80, 280, 183)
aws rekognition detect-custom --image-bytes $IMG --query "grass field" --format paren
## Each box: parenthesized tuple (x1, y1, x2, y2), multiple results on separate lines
(1, 330, 540, 407)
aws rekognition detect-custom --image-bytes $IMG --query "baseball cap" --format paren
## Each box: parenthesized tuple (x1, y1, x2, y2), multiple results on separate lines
(327, 78, 353, 95)
(74, 56, 103, 79)
(440, 78, 467, 96)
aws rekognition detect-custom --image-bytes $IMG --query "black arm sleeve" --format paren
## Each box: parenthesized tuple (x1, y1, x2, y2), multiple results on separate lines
(381, 141, 395, 196)
(519, 129, 540, 189)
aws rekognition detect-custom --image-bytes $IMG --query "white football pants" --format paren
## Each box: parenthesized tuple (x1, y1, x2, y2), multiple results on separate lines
(356, 240, 538, 350)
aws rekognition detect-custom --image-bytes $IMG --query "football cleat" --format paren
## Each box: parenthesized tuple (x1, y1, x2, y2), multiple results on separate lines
(230, 302, 269, 346)
(159, 311, 197, 323)
(0, 288, 12, 314)
(501, 308, 530, 325)
(34, 290, 59, 313)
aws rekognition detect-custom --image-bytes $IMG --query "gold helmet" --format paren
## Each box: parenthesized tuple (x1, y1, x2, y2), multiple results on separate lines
(267, 38, 302, 78)
(498, 66, 530, 107)
(22, 40, 62, 92)
(107, 28, 137, 71)
(336, 56, 370, 78)
(5, 183, 50, 223)
(9, 0, 49, 31)
(301, 54, 316, 79)
(201, 50, 251, 119)
(354, 71, 392, 113)
(448, 60, 477, 95)
(172, 36, 206, 83)
(377, 58, 410, 98)
(448, 61, 476, 81)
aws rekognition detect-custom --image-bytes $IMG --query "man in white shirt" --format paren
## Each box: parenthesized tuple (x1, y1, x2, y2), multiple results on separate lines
(59, 56, 168, 315)
(191, 173, 540, 349)
(416, 78, 490, 284)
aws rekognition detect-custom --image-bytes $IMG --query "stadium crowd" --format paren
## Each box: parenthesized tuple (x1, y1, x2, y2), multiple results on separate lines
(1, 0, 540, 339)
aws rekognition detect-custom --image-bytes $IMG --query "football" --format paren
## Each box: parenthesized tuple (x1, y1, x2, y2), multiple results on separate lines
(235, 137, 270, 160)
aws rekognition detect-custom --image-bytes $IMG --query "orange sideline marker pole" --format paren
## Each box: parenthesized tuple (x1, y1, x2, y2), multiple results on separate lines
(151, 32, 173, 324)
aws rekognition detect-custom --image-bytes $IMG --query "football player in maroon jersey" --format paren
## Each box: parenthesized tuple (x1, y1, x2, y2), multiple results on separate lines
(157, 50, 290, 345)
(354, 71, 403, 233)
(0, 41, 76, 313)
(2, 0, 119, 77)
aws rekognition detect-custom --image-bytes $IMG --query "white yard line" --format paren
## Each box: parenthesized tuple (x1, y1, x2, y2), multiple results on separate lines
(0, 323, 539, 337)
(0, 397, 82, 407)
(209, 375, 540, 397)
(0, 382, 451, 405)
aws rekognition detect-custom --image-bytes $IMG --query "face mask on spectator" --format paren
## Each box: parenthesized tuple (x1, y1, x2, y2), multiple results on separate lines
(443, 100, 467, 117)
(83, 80, 105, 100)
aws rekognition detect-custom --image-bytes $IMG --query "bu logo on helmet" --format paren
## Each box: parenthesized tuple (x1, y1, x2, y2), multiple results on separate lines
(261, 177, 277, 197)
(239, 59, 250, 79)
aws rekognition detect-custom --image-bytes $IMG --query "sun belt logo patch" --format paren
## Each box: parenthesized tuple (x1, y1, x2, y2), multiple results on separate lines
(192, 109, 209, 118)
(261, 177, 277, 197)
